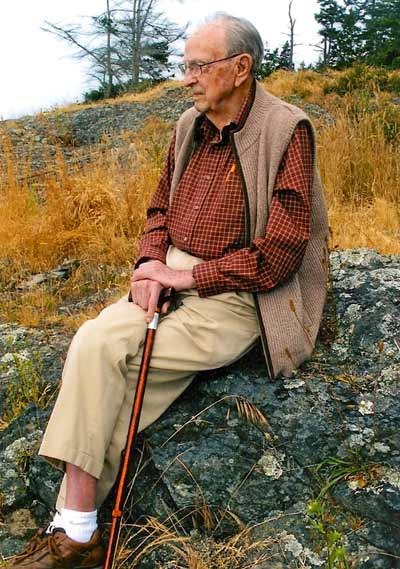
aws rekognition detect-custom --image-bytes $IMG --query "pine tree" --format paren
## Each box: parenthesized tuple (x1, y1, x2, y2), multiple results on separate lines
(315, 0, 400, 69)
(364, 0, 400, 67)
(257, 42, 294, 79)
(336, 0, 365, 67)
(315, 0, 346, 67)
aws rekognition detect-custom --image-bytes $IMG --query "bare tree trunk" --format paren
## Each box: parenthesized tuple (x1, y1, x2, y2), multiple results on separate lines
(130, 0, 155, 84)
(288, 0, 296, 70)
(131, 0, 140, 84)
(43, 0, 185, 93)
(105, 0, 113, 97)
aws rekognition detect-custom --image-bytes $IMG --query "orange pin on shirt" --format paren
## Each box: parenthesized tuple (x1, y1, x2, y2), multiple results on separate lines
(225, 163, 236, 181)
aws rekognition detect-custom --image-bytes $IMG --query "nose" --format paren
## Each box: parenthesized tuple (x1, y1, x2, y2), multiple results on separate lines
(183, 69, 197, 87)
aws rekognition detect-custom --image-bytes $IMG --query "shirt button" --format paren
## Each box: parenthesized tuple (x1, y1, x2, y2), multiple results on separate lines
(183, 237, 188, 242)
(194, 206, 199, 210)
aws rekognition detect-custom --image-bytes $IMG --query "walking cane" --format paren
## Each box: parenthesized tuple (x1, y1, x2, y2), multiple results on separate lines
(103, 288, 170, 569)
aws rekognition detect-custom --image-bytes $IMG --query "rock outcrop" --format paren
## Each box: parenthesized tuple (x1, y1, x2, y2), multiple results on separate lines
(0, 87, 192, 173)
(1, 249, 399, 568)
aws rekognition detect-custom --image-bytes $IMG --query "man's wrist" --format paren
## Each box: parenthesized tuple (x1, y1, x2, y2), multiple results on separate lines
(133, 257, 152, 270)
(178, 269, 196, 290)
(134, 249, 167, 269)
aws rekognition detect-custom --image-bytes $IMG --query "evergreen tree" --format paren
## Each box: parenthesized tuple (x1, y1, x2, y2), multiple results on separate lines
(364, 0, 400, 67)
(315, 0, 345, 67)
(315, 0, 400, 69)
(337, 0, 365, 67)
(279, 41, 294, 69)
(257, 41, 294, 79)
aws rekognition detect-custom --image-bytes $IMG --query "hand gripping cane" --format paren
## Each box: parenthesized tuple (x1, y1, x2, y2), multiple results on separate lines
(104, 289, 170, 569)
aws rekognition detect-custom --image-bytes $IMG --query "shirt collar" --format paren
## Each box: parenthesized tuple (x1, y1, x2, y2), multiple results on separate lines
(194, 79, 256, 145)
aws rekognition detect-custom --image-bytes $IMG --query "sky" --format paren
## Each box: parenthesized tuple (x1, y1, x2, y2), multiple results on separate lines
(0, 0, 321, 120)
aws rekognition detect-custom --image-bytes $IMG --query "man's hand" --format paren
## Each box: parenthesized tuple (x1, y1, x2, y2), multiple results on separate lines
(130, 279, 170, 323)
(132, 260, 196, 292)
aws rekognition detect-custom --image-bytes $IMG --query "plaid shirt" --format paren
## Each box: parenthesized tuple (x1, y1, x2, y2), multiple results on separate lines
(137, 85, 312, 297)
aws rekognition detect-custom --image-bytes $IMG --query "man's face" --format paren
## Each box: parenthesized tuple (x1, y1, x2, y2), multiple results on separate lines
(183, 25, 237, 116)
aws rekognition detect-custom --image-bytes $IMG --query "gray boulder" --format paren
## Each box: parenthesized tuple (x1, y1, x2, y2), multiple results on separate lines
(0, 249, 399, 568)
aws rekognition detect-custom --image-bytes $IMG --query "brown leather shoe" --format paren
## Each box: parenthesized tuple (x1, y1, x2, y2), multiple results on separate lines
(8, 527, 105, 568)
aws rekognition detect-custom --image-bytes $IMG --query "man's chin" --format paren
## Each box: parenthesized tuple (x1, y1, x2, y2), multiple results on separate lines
(193, 99, 210, 113)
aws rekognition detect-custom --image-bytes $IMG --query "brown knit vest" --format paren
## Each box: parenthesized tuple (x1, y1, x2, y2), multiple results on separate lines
(171, 82, 329, 378)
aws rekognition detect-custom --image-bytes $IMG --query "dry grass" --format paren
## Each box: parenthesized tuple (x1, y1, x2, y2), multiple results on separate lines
(329, 198, 399, 254)
(318, 102, 400, 254)
(115, 510, 280, 569)
(0, 119, 172, 273)
(0, 117, 173, 327)
(319, 106, 400, 202)
(263, 66, 400, 106)
(263, 69, 331, 103)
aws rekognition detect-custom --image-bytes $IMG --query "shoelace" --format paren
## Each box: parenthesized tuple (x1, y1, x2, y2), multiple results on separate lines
(15, 528, 67, 563)
(16, 529, 48, 558)
(48, 532, 69, 562)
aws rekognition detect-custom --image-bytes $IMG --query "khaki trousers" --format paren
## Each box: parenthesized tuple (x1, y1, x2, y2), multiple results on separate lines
(39, 246, 259, 508)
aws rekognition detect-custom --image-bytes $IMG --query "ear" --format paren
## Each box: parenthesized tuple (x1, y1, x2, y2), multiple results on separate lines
(234, 54, 253, 87)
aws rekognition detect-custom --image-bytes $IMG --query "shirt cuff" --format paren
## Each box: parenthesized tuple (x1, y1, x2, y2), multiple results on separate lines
(193, 260, 227, 297)
(135, 247, 167, 268)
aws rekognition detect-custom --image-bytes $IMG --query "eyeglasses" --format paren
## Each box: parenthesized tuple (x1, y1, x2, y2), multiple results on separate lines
(178, 53, 243, 76)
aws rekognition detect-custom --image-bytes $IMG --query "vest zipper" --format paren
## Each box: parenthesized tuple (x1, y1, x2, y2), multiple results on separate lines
(230, 133, 275, 380)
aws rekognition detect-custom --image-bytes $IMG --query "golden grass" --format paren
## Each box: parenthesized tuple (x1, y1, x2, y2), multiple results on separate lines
(0, 118, 173, 270)
(263, 69, 331, 103)
(318, 103, 400, 254)
(0, 118, 173, 327)
(328, 198, 399, 254)
(1, 289, 59, 328)
(1, 69, 399, 329)
(319, 110, 399, 200)
(263, 66, 400, 108)
(263, 69, 400, 254)
(2, 148, 147, 272)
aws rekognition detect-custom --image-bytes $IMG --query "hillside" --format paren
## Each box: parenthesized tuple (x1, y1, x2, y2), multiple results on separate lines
(1, 83, 191, 172)
(0, 67, 400, 568)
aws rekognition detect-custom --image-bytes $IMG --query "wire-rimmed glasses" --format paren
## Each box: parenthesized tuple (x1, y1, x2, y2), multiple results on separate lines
(178, 53, 244, 76)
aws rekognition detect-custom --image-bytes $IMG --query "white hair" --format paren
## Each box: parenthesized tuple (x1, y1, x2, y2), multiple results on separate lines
(196, 12, 264, 74)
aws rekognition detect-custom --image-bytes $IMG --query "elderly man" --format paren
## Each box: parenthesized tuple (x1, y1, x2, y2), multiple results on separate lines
(10, 12, 328, 569)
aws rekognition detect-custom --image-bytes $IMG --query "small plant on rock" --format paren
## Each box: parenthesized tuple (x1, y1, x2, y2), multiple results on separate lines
(307, 499, 349, 569)
(1, 351, 54, 426)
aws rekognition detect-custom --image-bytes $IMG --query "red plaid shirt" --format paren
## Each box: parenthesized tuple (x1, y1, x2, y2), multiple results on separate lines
(137, 85, 312, 297)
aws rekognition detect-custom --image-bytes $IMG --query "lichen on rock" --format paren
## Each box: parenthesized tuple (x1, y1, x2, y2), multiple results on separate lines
(0, 243, 399, 568)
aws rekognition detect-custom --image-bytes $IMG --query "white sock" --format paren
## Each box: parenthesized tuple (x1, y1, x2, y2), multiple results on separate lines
(47, 507, 98, 543)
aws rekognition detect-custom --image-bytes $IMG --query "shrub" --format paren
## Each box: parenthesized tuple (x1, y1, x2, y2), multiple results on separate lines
(324, 64, 400, 96)
(84, 79, 161, 102)
(263, 69, 328, 102)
